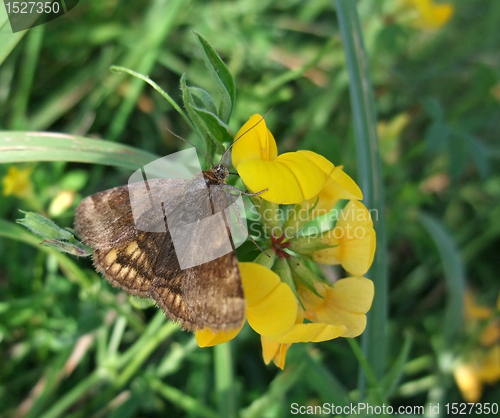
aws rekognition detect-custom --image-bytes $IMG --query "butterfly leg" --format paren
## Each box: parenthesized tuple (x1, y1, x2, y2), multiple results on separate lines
(223, 190, 270, 257)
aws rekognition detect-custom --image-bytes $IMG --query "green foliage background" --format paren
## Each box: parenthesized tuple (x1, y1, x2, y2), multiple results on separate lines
(1, 0, 499, 417)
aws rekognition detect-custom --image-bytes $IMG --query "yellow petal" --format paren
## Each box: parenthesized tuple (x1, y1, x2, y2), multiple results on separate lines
(464, 290, 492, 320)
(314, 229, 376, 276)
(246, 282, 297, 338)
(195, 325, 243, 347)
(313, 201, 376, 276)
(479, 320, 500, 347)
(476, 346, 500, 384)
(336, 200, 373, 230)
(239, 262, 282, 306)
(273, 343, 291, 369)
(330, 167, 363, 200)
(299, 278, 374, 338)
(261, 336, 291, 369)
(2, 166, 34, 197)
(232, 114, 278, 168)
(240, 262, 298, 339)
(297, 150, 334, 175)
(453, 362, 482, 403)
(312, 246, 342, 266)
(267, 322, 346, 344)
(275, 152, 327, 200)
(236, 159, 305, 204)
(261, 336, 280, 364)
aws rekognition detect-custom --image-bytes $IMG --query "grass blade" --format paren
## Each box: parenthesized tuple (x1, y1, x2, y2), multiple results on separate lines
(380, 332, 413, 398)
(418, 212, 465, 343)
(0, 5, 28, 65)
(0, 131, 160, 171)
(335, 0, 389, 385)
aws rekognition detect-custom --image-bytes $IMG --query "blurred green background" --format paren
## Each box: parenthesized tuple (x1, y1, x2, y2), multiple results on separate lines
(1, 0, 499, 417)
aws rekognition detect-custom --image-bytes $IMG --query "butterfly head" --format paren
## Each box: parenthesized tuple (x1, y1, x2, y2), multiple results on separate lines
(211, 163, 229, 184)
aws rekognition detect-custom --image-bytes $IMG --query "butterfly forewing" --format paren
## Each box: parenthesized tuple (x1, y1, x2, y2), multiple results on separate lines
(74, 172, 246, 331)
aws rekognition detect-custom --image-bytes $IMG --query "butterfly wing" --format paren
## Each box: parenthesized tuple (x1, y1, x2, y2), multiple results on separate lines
(74, 177, 245, 331)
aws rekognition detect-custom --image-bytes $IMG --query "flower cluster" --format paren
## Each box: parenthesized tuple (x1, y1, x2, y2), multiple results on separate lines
(196, 115, 376, 368)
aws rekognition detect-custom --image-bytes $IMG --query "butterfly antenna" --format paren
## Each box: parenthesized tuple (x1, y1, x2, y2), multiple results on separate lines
(220, 107, 275, 164)
(165, 127, 214, 166)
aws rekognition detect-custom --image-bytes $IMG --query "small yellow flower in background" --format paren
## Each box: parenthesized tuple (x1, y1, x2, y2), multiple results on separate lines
(194, 115, 376, 369)
(377, 112, 409, 164)
(397, 0, 454, 30)
(454, 290, 500, 402)
(2, 166, 35, 199)
(49, 190, 76, 217)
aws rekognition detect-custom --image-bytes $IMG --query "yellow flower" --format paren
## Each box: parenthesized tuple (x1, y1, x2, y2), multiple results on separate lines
(311, 200, 376, 277)
(232, 115, 329, 204)
(2, 166, 34, 198)
(198, 115, 376, 369)
(299, 278, 375, 338)
(398, 0, 454, 30)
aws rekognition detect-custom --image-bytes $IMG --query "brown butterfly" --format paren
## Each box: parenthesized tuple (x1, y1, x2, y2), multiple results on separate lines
(74, 162, 249, 331)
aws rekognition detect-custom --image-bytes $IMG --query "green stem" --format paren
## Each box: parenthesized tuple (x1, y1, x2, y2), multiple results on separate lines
(214, 342, 237, 418)
(11, 25, 44, 130)
(109, 65, 196, 133)
(149, 377, 219, 418)
(347, 338, 385, 405)
(335, 0, 388, 388)
(38, 371, 105, 418)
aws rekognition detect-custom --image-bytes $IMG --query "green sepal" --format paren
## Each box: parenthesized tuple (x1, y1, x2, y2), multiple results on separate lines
(273, 257, 304, 310)
(193, 32, 236, 123)
(17, 211, 92, 257)
(253, 248, 276, 270)
(288, 234, 338, 255)
(287, 257, 326, 299)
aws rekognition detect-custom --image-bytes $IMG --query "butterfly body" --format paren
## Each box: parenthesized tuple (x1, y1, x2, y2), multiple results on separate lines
(75, 165, 245, 331)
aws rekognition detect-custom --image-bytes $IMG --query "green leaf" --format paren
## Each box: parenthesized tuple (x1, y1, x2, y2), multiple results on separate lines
(418, 212, 465, 344)
(193, 32, 236, 123)
(180, 74, 225, 156)
(188, 86, 218, 115)
(302, 351, 350, 406)
(380, 333, 413, 398)
(421, 97, 444, 121)
(464, 133, 490, 178)
(188, 105, 234, 147)
(447, 132, 467, 179)
(425, 121, 450, 152)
